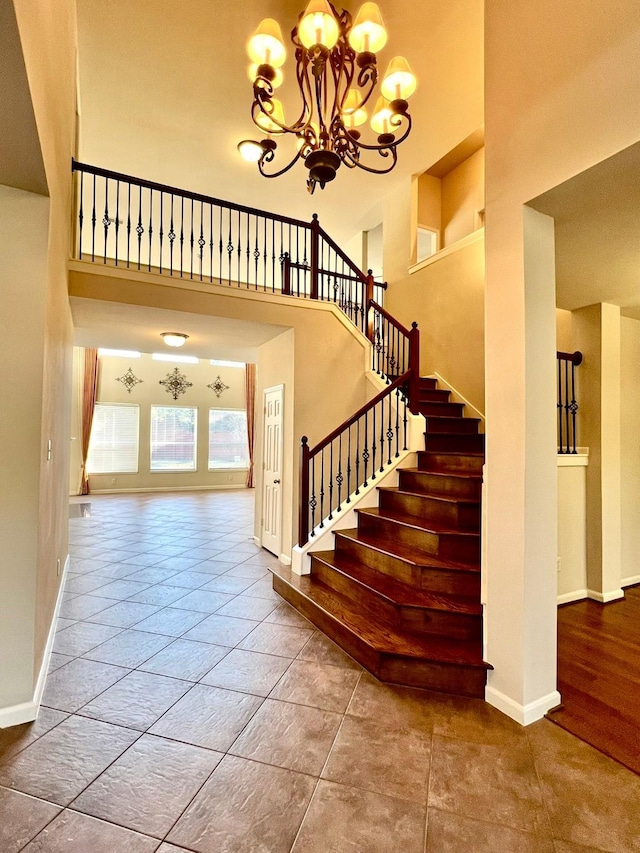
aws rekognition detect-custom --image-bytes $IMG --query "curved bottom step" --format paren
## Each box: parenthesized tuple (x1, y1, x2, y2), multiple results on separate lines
(272, 565, 491, 698)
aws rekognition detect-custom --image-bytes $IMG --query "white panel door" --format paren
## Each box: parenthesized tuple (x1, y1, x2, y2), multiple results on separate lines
(262, 385, 284, 556)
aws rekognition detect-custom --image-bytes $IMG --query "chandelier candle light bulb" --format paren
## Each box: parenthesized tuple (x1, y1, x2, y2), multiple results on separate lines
(240, 0, 416, 193)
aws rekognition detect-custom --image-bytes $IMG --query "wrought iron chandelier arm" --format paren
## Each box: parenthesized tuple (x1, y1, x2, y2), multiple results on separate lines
(258, 146, 305, 180)
(350, 111, 413, 151)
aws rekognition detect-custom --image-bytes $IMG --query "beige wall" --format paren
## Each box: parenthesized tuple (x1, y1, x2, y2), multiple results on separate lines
(386, 233, 485, 413)
(570, 304, 622, 601)
(441, 147, 484, 247)
(0, 0, 77, 721)
(78, 351, 248, 493)
(556, 309, 574, 353)
(0, 185, 50, 711)
(484, 0, 640, 720)
(620, 316, 640, 586)
(69, 267, 371, 558)
(557, 459, 588, 602)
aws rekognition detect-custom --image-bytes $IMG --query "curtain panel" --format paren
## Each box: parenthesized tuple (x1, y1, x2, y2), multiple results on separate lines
(80, 348, 99, 495)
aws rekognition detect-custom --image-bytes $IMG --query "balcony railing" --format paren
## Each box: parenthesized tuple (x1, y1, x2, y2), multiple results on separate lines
(557, 350, 582, 454)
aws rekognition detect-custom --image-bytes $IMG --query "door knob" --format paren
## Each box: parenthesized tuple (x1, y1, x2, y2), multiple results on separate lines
(273, 479, 280, 484)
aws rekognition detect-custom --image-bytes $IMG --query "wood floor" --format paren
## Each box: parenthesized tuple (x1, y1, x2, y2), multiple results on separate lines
(547, 585, 640, 775)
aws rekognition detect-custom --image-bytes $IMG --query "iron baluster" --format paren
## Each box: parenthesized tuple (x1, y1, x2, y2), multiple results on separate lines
(114, 179, 120, 266)
(102, 176, 109, 264)
(570, 361, 578, 453)
(227, 207, 233, 285)
(557, 357, 563, 452)
(237, 209, 242, 286)
(346, 425, 352, 503)
(254, 216, 259, 286)
(126, 183, 131, 268)
(380, 395, 385, 471)
(91, 173, 96, 262)
(209, 203, 214, 283)
(199, 201, 205, 281)
(387, 389, 393, 464)
(158, 191, 163, 274)
(136, 184, 143, 270)
(180, 196, 184, 277)
(395, 388, 400, 458)
(403, 393, 408, 450)
(328, 442, 334, 521)
(189, 198, 195, 279)
(148, 188, 153, 272)
(363, 411, 369, 487)
(371, 406, 377, 480)
(310, 455, 316, 536)
(319, 448, 325, 528)
(263, 215, 267, 290)
(336, 433, 343, 512)
(78, 170, 84, 258)
(169, 194, 175, 276)
(354, 419, 361, 495)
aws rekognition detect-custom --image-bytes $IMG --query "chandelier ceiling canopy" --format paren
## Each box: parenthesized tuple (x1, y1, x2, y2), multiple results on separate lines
(238, 0, 417, 194)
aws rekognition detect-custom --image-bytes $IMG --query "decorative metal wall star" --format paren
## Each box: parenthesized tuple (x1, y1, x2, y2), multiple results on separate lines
(159, 367, 193, 400)
(115, 367, 143, 394)
(207, 375, 230, 398)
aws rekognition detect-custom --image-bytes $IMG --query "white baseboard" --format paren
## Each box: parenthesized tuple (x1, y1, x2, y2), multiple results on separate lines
(89, 484, 247, 495)
(557, 589, 588, 605)
(587, 588, 624, 603)
(485, 684, 562, 726)
(622, 575, 640, 588)
(0, 554, 69, 729)
(279, 553, 292, 566)
(252, 536, 261, 548)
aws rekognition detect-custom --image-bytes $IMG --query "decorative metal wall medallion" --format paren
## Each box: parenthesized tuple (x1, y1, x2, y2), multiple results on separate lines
(159, 367, 193, 400)
(116, 367, 143, 394)
(207, 375, 230, 398)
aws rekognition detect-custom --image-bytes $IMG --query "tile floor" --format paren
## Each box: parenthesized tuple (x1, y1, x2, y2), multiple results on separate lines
(1, 489, 639, 852)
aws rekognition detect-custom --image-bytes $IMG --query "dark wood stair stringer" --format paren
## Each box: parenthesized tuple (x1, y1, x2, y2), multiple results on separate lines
(272, 376, 491, 698)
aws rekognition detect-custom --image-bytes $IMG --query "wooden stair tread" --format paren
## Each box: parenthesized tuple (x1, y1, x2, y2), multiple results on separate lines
(356, 506, 480, 539)
(334, 529, 480, 573)
(401, 467, 482, 482)
(377, 486, 480, 510)
(273, 565, 489, 668)
(311, 550, 481, 615)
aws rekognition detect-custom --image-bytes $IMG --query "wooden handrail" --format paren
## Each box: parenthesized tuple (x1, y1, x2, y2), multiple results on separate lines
(369, 300, 412, 338)
(316, 220, 369, 284)
(307, 371, 411, 458)
(72, 158, 312, 230)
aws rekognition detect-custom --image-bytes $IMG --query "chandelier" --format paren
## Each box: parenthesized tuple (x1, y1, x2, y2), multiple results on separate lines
(238, 0, 417, 194)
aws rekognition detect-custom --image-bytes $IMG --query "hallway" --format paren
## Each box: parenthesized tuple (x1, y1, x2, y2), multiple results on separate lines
(0, 490, 639, 852)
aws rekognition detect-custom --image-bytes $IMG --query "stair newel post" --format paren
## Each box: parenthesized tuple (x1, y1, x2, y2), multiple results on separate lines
(282, 252, 291, 295)
(310, 214, 320, 300)
(299, 436, 311, 547)
(365, 270, 375, 342)
(409, 321, 420, 415)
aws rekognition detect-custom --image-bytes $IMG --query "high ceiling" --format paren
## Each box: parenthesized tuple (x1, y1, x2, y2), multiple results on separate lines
(531, 141, 640, 316)
(73, 0, 483, 356)
(75, 0, 481, 245)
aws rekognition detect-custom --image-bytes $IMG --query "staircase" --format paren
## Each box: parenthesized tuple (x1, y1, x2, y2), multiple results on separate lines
(273, 377, 491, 698)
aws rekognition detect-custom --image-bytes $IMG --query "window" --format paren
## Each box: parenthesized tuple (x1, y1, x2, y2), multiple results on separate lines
(150, 406, 197, 471)
(210, 359, 245, 368)
(209, 409, 249, 469)
(87, 403, 139, 473)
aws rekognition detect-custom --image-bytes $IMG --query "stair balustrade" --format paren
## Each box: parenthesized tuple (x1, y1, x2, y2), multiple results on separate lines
(557, 350, 582, 454)
(71, 160, 422, 547)
(299, 371, 413, 547)
(72, 160, 385, 330)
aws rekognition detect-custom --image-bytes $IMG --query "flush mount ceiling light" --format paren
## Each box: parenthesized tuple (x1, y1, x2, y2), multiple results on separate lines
(238, 0, 417, 194)
(161, 332, 189, 348)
